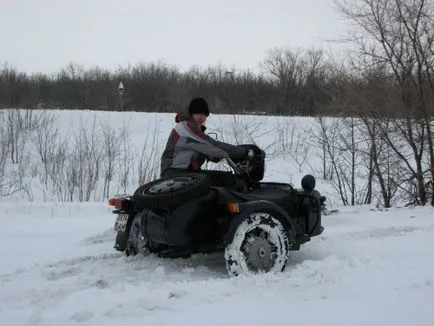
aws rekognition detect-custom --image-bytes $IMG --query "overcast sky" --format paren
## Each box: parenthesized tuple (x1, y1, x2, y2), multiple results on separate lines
(0, 0, 350, 74)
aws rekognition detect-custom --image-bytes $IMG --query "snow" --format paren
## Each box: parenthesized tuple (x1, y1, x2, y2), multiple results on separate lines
(0, 110, 433, 325)
(1, 203, 433, 326)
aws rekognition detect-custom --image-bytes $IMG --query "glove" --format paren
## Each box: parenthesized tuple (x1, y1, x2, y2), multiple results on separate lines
(246, 149, 255, 160)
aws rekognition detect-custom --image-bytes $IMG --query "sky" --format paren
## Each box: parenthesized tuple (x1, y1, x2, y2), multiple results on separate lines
(0, 0, 350, 74)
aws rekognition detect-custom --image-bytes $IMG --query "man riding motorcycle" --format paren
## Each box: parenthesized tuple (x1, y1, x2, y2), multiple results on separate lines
(160, 97, 253, 190)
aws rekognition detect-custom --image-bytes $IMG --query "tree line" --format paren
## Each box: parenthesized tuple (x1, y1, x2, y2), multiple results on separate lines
(0, 47, 336, 116)
(0, 1, 432, 118)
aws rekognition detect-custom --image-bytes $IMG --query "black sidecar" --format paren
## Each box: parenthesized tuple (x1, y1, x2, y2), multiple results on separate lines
(108, 144, 325, 277)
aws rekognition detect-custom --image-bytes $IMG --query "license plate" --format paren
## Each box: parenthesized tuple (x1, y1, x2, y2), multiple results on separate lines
(114, 214, 129, 232)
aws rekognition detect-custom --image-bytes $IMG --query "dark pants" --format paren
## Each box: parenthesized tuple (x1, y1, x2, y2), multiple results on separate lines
(162, 168, 246, 192)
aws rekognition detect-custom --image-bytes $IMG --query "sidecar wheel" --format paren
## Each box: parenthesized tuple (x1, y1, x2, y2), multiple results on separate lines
(133, 173, 210, 209)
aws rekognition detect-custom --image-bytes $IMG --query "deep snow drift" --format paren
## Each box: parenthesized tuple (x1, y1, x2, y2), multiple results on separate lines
(1, 202, 433, 326)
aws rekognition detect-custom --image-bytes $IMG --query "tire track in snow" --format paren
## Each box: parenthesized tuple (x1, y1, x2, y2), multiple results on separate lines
(2, 210, 434, 325)
(0, 249, 228, 314)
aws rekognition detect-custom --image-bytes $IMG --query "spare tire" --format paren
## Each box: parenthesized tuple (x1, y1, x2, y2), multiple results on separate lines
(133, 173, 210, 209)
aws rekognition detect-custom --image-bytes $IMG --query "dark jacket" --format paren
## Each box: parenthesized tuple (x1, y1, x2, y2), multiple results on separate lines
(160, 113, 246, 175)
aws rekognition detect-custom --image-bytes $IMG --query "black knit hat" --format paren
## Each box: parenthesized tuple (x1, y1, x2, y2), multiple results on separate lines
(188, 97, 210, 116)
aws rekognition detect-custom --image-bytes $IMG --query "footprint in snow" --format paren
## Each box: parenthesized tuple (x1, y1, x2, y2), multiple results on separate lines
(70, 310, 94, 322)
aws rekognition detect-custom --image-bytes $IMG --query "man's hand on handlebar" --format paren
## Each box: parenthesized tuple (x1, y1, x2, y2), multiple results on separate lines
(246, 149, 255, 160)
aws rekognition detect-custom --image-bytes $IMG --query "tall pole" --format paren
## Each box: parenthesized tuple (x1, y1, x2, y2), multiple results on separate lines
(118, 81, 125, 111)
(225, 71, 234, 81)
(224, 71, 234, 113)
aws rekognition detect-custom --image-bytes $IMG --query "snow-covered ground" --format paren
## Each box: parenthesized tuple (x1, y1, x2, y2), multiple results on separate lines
(1, 202, 433, 326)
(1, 109, 433, 325)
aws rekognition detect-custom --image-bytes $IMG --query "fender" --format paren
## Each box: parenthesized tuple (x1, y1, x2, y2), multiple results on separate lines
(223, 200, 296, 245)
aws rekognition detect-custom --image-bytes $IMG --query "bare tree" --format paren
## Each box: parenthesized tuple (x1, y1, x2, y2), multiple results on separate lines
(68, 117, 103, 201)
(137, 122, 162, 186)
(357, 116, 408, 207)
(117, 125, 133, 194)
(100, 121, 123, 199)
(273, 117, 299, 159)
(290, 130, 312, 173)
(312, 116, 339, 181)
(260, 47, 328, 115)
(0, 111, 21, 196)
(335, 0, 434, 205)
(314, 116, 368, 206)
(45, 137, 70, 201)
(0, 111, 8, 174)
(33, 111, 59, 186)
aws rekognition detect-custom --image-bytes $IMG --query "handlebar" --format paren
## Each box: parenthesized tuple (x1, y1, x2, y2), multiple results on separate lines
(226, 157, 251, 176)
(226, 157, 239, 173)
